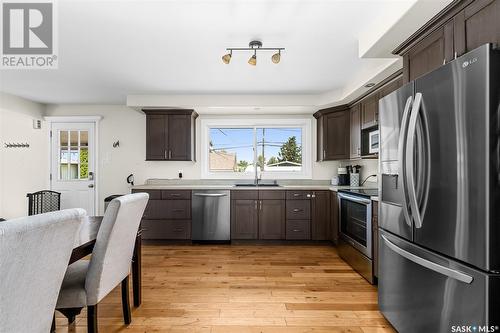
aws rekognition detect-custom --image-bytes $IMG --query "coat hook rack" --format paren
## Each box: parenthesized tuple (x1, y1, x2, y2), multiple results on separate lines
(4, 142, 30, 148)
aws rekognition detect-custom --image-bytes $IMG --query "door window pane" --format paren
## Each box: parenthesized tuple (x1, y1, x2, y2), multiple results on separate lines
(60, 131, 68, 146)
(58, 130, 90, 180)
(209, 128, 254, 173)
(80, 131, 88, 147)
(70, 131, 79, 147)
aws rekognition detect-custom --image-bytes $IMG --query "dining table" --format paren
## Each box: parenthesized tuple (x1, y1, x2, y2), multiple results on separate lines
(70, 216, 142, 307)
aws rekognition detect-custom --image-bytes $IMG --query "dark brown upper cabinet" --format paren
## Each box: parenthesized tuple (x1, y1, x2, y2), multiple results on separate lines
(144, 109, 198, 161)
(454, 0, 500, 57)
(350, 104, 361, 159)
(360, 93, 379, 129)
(402, 24, 454, 82)
(394, 0, 500, 83)
(314, 106, 350, 161)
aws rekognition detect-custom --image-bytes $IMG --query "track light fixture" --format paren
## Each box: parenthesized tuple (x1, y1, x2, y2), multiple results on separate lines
(248, 50, 257, 66)
(221, 50, 232, 64)
(222, 40, 284, 66)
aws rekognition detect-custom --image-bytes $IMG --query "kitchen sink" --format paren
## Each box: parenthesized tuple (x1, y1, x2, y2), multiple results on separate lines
(234, 181, 280, 187)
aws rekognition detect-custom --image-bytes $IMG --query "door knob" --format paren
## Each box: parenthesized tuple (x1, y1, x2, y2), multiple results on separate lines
(88, 184, 94, 188)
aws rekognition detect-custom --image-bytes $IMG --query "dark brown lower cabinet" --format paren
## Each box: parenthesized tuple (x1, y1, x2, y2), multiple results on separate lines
(141, 219, 191, 239)
(372, 201, 379, 278)
(330, 192, 339, 244)
(286, 220, 311, 240)
(231, 199, 258, 239)
(311, 191, 330, 240)
(259, 200, 285, 240)
(133, 189, 192, 240)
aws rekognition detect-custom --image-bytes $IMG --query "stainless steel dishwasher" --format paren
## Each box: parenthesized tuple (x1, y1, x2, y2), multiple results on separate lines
(191, 190, 230, 242)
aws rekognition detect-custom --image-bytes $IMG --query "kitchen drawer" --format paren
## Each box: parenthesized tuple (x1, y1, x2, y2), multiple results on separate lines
(286, 200, 311, 220)
(286, 191, 312, 200)
(161, 190, 191, 200)
(141, 219, 191, 239)
(146, 200, 191, 219)
(165, 200, 191, 219)
(132, 189, 161, 200)
(259, 190, 286, 200)
(286, 220, 311, 240)
(231, 190, 258, 200)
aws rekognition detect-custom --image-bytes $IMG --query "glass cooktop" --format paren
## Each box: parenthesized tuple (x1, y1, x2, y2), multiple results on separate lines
(338, 188, 378, 198)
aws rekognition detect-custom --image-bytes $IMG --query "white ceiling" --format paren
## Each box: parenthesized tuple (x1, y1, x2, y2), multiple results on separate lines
(0, 0, 450, 106)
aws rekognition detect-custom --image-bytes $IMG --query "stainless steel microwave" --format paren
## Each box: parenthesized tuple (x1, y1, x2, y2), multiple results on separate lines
(368, 129, 379, 154)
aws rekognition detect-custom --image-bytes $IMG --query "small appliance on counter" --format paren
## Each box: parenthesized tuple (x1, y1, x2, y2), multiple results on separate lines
(350, 165, 361, 187)
(337, 167, 349, 186)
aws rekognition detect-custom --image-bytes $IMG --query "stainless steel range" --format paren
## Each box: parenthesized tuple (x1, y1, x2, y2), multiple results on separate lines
(337, 188, 378, 284)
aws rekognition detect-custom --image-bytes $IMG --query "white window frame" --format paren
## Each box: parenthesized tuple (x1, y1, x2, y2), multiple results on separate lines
(200, 116, 312, 179)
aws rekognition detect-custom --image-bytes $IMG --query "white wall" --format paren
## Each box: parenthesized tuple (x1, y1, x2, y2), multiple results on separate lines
(0, 92, 49, 219)
(45, 104, 378, 214)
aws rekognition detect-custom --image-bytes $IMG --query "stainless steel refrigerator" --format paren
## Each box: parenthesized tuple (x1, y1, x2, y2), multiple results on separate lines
(378, 44, 500, 333)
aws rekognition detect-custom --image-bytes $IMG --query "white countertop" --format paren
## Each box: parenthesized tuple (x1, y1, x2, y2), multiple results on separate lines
(131, 183, 378, 201)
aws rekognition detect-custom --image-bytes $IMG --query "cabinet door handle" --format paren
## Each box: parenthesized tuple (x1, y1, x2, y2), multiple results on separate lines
(293, 193, 301, 197)
(292, 229, 301, 232)
(168, 150, 172, 159)
(306, 194, 311, 198)
(255, 200, 258, 210)
(164, 150, 167, 159)
(323, 149, 326, 159)
(293, 209, 303, 213)
(260, 200, 263, 211)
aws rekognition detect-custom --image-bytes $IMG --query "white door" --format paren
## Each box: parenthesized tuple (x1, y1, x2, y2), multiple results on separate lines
(51, 122, 96, 215)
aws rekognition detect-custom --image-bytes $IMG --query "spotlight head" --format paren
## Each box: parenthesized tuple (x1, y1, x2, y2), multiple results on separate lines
(222, 52, 232, 64)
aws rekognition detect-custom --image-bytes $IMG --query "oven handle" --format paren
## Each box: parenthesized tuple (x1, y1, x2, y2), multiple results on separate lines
(337, 192, 372, 205)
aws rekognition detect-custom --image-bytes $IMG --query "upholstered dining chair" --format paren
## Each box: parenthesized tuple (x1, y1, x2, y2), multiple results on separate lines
(56, 193, 149, 333)
(0, 209, 85, 333)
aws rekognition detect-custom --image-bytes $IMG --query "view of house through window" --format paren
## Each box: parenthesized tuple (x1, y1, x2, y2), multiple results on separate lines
(209, 127, 303, 174)
(59, 130, 89, 180)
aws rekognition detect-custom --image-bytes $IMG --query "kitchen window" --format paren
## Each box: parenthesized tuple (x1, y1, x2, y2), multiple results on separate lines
(201, 118, 312, 179)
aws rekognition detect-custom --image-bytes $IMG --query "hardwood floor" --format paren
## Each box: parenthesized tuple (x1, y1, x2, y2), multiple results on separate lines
(55, 245, 396, 333)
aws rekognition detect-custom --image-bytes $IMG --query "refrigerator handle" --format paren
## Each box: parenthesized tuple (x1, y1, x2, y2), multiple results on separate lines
(406, 93, 424, 228)
(381, 235, 474, 284)
(397, 96, 413, 227)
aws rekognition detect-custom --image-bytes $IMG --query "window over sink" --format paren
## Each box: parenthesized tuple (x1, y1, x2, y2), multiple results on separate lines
(201, 117, 312, 179)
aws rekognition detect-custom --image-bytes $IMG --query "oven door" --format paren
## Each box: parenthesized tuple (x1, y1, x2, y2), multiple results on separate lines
(338, 192, 372, 258)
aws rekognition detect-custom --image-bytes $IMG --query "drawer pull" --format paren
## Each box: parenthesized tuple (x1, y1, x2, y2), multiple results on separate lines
(170, 194, 181, 197)
(292, 229, 302, 232)
(172, 209, 185, 212)
(293, 209, 303, 213)
(293, 193, 300, 197)
(174, 228, 184, 232)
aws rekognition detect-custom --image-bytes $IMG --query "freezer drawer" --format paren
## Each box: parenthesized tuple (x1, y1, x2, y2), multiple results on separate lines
(379, 230, 500, 333)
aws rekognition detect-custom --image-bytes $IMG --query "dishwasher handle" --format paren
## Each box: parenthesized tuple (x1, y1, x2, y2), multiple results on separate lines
(193, 193, 228, 197)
